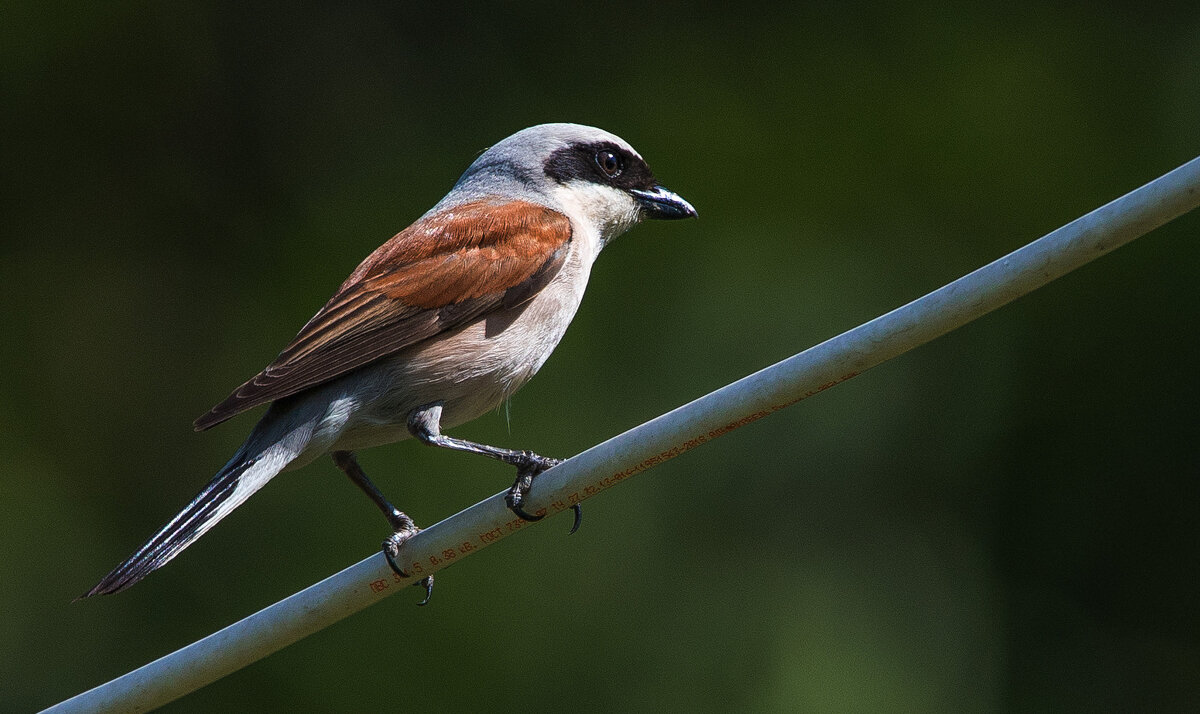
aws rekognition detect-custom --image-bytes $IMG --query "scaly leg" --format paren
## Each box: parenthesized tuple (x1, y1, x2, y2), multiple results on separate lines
(406, 403, 582, 533)
(332, 450, 433, 605)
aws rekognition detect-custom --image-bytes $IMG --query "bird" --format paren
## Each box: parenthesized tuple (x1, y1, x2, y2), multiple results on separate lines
(82, 123, 697, 599)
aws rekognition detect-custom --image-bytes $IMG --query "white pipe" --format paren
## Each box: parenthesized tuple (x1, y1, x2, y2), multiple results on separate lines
(44, 155, 1200, 713)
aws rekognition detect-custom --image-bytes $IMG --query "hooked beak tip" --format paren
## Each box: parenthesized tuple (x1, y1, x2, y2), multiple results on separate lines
(632, 186, 697, 220)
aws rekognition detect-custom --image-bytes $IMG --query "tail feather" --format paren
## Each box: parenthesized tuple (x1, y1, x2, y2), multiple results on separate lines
(82, 453, 271, 598)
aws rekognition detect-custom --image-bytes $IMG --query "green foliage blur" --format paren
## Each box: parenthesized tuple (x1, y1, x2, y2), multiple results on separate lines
(4, 3, 1200, 711)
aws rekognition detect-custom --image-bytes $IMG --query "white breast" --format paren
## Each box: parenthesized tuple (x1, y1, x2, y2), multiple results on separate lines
(317, 216, 601, 452)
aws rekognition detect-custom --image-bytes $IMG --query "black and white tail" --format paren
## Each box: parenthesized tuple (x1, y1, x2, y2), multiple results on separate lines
(81, 448, 289, 597)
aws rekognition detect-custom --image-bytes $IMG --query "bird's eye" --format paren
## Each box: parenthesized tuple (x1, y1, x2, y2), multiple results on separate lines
(596, 150, 622, 178)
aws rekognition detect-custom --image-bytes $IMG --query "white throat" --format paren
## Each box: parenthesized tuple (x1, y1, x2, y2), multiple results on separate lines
(551, 182, 643, 261)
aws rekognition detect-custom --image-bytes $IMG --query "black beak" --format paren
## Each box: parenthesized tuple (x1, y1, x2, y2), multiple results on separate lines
(631, 186, 698, 220)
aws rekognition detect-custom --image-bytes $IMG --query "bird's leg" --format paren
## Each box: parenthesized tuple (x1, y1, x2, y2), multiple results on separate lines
(332, 450, 433, 605)
(407, 403, 582, 532)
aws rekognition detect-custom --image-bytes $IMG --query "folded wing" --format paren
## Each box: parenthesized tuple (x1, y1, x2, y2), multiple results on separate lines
(194, 199, 572, 431)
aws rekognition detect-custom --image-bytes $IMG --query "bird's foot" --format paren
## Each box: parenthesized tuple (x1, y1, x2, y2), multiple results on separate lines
(381, 523, 434, 606)
(503, 453, 583, 533)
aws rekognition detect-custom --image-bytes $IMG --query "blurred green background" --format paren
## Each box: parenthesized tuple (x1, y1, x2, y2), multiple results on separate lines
(4, 3, 1200, 711)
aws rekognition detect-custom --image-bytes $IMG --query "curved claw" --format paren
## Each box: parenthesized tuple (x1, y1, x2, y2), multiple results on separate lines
(568, 504, 583, 535)
(382, 538, 409, 578)
(509, 503, 545, 522)
(416, 576, 434, 606)
(383, 534, 435, 606)
(505, 479, 545, 522)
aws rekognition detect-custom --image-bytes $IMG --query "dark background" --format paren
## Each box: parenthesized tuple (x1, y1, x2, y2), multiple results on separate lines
(5, 3, 1200, 711)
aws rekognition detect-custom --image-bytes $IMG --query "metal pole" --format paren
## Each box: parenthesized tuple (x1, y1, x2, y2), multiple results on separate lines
(45, 156, 1200, 713)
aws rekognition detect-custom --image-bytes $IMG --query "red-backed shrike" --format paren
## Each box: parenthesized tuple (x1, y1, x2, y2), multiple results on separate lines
(84, 123, 696, 598)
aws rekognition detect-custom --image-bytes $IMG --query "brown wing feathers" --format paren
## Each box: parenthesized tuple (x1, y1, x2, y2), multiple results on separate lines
(193, 199, 572, 431)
